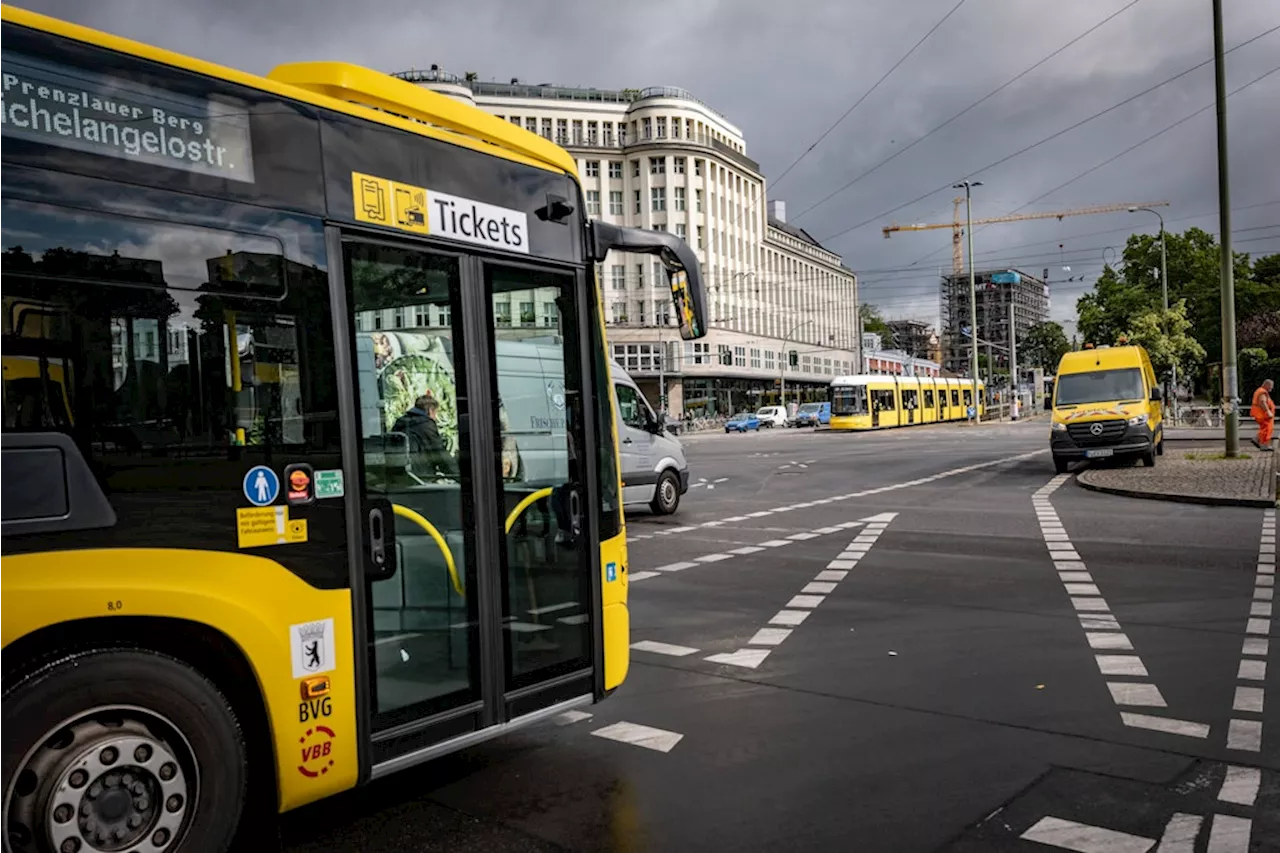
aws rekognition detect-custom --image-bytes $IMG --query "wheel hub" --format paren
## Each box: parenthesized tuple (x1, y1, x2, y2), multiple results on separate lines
(6, 712, 194, 853)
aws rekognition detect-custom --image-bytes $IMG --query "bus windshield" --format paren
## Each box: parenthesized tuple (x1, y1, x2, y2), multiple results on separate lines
(1055, 368, 1144, 406)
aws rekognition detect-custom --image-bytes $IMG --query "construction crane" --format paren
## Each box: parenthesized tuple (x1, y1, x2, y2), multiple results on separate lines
(883, 200, 1171, 275)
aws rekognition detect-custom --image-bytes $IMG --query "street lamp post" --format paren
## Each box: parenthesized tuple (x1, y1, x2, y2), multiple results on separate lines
(1130, 205, 1174, 420)
(954, 180, 983, 422)
(781, 318, 813, 414)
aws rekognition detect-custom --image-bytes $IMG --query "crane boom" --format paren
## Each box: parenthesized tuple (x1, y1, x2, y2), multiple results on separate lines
(882, 200, 1171, 275)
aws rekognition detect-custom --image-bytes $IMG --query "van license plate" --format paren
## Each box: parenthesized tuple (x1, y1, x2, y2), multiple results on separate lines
(1085, 449, 1113, 459)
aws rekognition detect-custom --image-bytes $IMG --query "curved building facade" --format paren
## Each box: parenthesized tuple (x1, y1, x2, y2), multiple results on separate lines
(392, 69, 861, 418)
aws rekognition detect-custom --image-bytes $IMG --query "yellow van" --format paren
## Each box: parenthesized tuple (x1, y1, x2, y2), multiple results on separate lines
(1049, 344, 1164, 473)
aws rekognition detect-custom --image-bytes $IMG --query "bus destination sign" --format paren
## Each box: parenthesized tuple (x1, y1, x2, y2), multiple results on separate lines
(1, 51, 255, 183)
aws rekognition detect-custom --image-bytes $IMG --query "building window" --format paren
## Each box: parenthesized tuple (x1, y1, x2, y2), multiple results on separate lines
(586, 190, 600, 216)
(541, 301, 558, 327)
(519, 301, 536, 327)
(524, 117, 536, 133)
(633, 190, 641, 214)
(671, 120, 682, 140)
(765, 350, 776, 371)
(674, 156, 686, 174)
(695, 159, 704, 176)
(697, 225, 705, 249)
(611, 265, 626, 290)
(734, 346, 746, 367)
(572, 119, 583, 144)
(609, 160, 623, 179)
(656, 117, 667, 138)
(636, 264, 644, 288)
(556, 119, 568, 144)
(632, 159, 641, 178)
(676, 223, 687, 239)
(674, 187, 686, 211)
(585, 161, 600, 178)
(750, 348, 762, 369)
(651, 187, 666, 212)
(696, 189, 703, 212)
(611, 302, 627, 323)
(541, 118, 552, 139)
(609, 190, 624, 215)
(393, 307, 405, 328)
(685, 341, 711, 365)
(509, 116, 521, 126)
(495, 302, 512, 327)
(658, 300, 672, 326)
(642, 117, 652, 139)
(652, 222, 665, 232)
(650, 157, 665, 175)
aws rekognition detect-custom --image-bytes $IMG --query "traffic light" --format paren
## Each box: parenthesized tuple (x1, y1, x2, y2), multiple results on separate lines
(788, 350, 798, 367)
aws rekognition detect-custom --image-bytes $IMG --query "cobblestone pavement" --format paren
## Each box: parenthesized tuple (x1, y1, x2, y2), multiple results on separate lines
(1076, 441, 1277, 506)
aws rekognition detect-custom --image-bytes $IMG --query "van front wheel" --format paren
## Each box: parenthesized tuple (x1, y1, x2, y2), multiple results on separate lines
(1141, 450, 1156, 467)
(650, 470, 681, 515)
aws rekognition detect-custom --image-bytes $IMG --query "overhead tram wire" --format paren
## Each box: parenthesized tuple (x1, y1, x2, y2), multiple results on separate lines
(815, 24, 1280, 247)
(789, 0, 1145, 223)
(766, 0, 968, 193)
(902, 63, 1280, 269)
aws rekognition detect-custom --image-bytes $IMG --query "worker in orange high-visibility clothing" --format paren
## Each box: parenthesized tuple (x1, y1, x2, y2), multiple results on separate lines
(1251, 378, 1275, 450)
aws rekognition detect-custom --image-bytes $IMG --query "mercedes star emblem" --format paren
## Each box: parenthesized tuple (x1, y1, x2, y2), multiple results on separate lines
(1089, 423, 1104, 436)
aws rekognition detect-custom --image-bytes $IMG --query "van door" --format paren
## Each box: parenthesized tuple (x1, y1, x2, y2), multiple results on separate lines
(614, 381, 656, 504)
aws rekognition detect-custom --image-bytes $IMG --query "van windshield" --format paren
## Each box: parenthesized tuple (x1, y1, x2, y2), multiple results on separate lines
(799, 403, 821, 413)
(1055, 368, 1144, 406)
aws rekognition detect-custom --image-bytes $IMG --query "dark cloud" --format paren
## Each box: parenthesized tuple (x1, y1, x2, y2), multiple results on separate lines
(17, 0, 1280, 331)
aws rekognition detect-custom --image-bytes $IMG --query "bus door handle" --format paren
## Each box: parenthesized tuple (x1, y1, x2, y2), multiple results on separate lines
(622, 437, 633, 444)
(568, 488, 582, 537)
(365, 500, 396, 581)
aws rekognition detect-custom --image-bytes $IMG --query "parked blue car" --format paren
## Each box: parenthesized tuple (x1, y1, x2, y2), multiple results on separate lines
(724, 412, 761, 433)
(792, 402, 831, 427)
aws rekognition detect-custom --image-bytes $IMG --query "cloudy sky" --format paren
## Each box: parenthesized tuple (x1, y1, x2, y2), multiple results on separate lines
(21, 0, 1280, 335)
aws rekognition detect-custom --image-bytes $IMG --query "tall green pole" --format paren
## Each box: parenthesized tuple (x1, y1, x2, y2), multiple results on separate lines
(1213, 0, 1239, 456)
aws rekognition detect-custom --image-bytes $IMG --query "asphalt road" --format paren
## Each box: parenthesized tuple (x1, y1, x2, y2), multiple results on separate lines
(280, 421, 1278, 853)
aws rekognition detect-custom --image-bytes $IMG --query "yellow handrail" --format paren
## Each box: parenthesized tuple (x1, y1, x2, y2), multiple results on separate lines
(391, 504, 463, 598)
(504, 487, 555, 534)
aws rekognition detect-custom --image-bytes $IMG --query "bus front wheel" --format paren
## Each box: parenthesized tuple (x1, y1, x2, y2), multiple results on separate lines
(3, 648, 247, 853)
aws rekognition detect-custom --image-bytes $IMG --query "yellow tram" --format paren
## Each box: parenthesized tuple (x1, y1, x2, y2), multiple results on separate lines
(829, 374, 985, 430)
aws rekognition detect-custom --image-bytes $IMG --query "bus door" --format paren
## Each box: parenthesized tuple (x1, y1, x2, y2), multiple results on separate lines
(337, 233, 597, 773)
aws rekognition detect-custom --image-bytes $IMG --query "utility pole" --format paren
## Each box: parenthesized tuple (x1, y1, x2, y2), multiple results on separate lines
(1009, 298, 1019, 421)
(1213, 0, 1239, 456)
(954, 180, 983, 423)
(1130, 205, 1174, 420)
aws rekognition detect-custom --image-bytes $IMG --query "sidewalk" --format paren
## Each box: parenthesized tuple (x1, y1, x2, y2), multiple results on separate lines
(1076, 440, 1277, 508)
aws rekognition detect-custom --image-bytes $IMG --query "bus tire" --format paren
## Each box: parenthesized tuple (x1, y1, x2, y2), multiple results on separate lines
(650, 469, 681, 515)
(3, 647, 247, 853)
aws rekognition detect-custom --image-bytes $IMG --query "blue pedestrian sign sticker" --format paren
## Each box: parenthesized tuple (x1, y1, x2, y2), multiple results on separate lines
(606, 562, 618, 583)
(243, 465, 280, 506)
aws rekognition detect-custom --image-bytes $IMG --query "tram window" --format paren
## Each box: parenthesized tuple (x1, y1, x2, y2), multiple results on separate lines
(963, 389, 973, 407)
(951, 390, 960, 407)
(871, 389, 895, 411)
(924, 389, 935, 408)
(832, 385, 865, 415)
(902, 389, 919, 410)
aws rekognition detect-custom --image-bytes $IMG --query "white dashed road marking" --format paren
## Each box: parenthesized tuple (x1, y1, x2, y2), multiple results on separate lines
(591, 721, 684, 753)
(1018, 815, 1154, 852)
(1034, 475, 1208, 739)
(630, 640, 699, 657)
(703, 513, 897, 670)
(1228, 507, 1274, 754)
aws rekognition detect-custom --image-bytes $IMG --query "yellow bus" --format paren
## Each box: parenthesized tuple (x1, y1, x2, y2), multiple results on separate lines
(828, 374, 985, 430)
(0, 6, 706, 850)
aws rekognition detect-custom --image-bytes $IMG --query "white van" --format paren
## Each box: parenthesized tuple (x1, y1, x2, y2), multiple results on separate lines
(755, 405, 788, 428)
(611, 362, 690, 514)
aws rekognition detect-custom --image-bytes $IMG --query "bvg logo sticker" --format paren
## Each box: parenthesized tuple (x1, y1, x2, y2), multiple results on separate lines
(298, 725, 336, 778)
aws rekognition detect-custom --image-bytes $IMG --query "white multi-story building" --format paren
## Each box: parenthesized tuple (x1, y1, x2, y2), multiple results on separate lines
(393, 68, 860, 417)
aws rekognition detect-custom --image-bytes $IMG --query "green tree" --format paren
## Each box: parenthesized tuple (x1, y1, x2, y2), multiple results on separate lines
(860, 303, 891, 338)
(1020, 321, 1070, 371)
(1125, 299, 1205, 379)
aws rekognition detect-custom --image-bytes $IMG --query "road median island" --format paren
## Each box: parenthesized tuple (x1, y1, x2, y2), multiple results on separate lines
(1075, 441, 1277, 508)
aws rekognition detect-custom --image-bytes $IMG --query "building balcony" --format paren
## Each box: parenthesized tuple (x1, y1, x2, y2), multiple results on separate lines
(562, 131, 760, 175)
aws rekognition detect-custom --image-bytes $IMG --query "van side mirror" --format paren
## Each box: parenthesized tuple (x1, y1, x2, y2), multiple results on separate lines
(1150, 387, 1162, 401)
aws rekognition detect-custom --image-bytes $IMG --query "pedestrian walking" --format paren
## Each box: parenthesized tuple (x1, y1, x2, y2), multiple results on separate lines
(1250, 378, 1275, 451)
